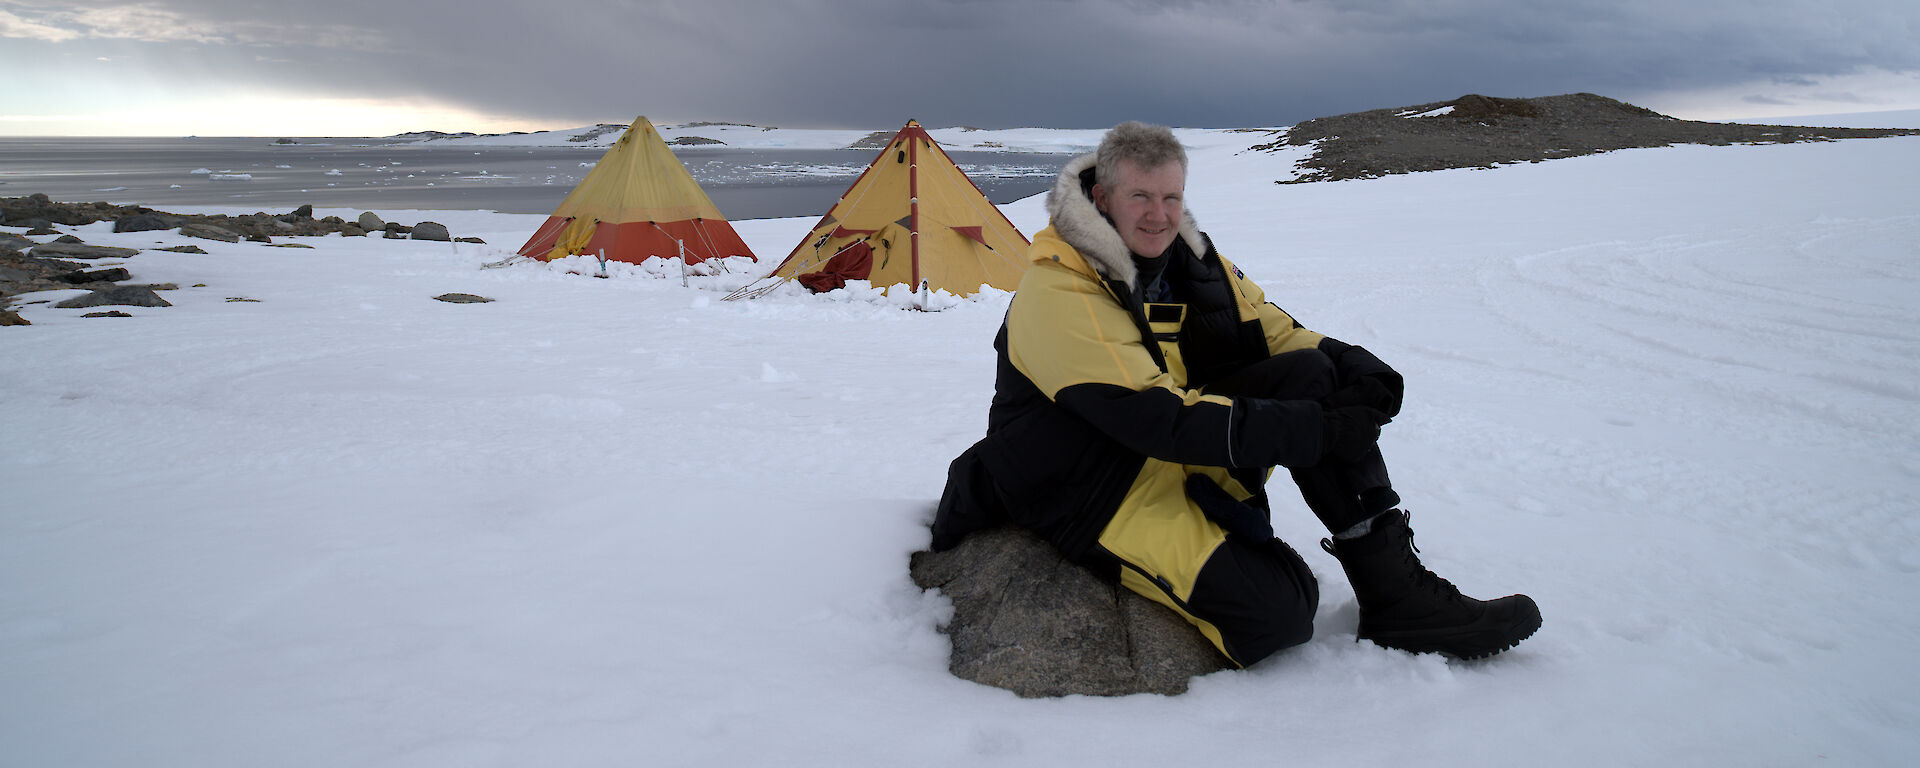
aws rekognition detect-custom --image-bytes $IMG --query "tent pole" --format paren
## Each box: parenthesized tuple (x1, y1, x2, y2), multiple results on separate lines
(908, 123, 921, 293)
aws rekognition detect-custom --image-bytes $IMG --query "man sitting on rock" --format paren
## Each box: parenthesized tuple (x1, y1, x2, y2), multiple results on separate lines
(932, 121, 1540, 667)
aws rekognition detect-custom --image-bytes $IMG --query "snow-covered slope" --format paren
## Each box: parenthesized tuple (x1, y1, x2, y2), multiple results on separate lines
(4, 132, 1917, 766)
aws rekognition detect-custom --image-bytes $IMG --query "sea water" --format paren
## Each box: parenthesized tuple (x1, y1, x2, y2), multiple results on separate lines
(0, 137, 1069, 219)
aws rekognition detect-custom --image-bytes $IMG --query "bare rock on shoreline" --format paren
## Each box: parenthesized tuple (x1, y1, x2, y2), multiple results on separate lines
(1256, 92, 1920, 183)
(55, 285, 173, 309)
(28, 242, 141, 260)
(114, 213, 177, 233)
(1, 241, 142, 309)
(0, 195, 479, 245)
(2, 202, 476, 315)
(60, 267, 130, 284)
(180, 222, 243, 243)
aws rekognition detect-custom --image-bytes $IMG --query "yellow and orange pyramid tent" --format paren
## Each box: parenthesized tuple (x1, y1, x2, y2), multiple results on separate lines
(517, 117, 755, 266)
(733, 120, 1028, 299)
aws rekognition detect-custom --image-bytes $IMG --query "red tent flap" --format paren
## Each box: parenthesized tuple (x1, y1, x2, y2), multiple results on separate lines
(951, 225, 987, 246)
(796, 240, 875, 293)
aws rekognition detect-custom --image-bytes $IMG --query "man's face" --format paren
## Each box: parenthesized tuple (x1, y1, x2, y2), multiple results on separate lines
(1092, 158, 1186, 258)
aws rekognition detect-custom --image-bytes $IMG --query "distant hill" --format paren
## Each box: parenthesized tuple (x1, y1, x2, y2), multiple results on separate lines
(386, 125, 628, 143)
(1256, 92, 1920, 183)
(386, 130, 482, 141)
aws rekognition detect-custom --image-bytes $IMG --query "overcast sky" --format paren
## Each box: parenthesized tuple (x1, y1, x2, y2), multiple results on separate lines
(4, 0, 1917, 136)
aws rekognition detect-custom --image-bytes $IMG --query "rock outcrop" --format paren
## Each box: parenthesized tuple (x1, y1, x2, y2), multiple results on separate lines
(1257, 92, 1920, 183)
(54, 285, 172, 309)
(0, 196, 479, 244)
(24, 242, 141, 260)
(909, 526, 1231, 697)
(410, 221, 451, 241)
(3, 201, 485, 315)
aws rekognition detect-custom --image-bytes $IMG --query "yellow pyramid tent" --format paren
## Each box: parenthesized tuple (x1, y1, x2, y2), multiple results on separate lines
(736, 120, 1028, 298)
(517, 117, 755, 266)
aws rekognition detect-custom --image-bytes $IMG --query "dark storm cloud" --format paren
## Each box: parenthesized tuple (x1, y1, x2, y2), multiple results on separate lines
(14, 0, 1920, 127)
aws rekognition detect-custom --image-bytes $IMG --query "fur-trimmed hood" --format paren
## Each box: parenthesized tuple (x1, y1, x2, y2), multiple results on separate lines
(1043, 152, 1204, 291)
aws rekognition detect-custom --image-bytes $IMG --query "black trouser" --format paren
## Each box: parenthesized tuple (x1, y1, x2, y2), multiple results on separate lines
(1205, 349, 1401, 535)
(1088, 348, 1405, 666)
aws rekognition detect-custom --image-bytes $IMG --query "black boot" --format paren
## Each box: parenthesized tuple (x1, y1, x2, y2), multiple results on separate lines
(1321, 510, 1540, 659)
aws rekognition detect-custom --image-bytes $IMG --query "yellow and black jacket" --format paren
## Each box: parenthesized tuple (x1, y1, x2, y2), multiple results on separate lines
(934, 154, 1382, 565)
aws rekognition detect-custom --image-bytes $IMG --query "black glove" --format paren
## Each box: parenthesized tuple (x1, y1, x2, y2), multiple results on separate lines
(1321, 375, 1401, 416)
(1321, 406, 1389, 463)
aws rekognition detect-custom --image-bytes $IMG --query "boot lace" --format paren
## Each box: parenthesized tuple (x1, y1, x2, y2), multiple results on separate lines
(1402, 527, 1466, 603)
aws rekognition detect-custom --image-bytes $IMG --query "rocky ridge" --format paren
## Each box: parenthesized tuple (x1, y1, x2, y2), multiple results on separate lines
(1256, 92, 1920, 183)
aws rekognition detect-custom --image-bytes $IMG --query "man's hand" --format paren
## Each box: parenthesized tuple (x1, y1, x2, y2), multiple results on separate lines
(1186, 475, 1273, 541)
(1321, 406, 1390, 462)
(1321, 375, 1401, 417)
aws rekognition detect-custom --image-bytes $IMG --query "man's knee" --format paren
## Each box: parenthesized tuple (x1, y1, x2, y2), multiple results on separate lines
(1189, 535, 1320, 665)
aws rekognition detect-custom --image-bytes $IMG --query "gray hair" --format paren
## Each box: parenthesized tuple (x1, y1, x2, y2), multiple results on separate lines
(1095, 121, 1187, 188)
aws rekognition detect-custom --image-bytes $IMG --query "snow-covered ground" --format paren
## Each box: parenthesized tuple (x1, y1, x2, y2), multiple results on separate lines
(4, 130, 1917, 766)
